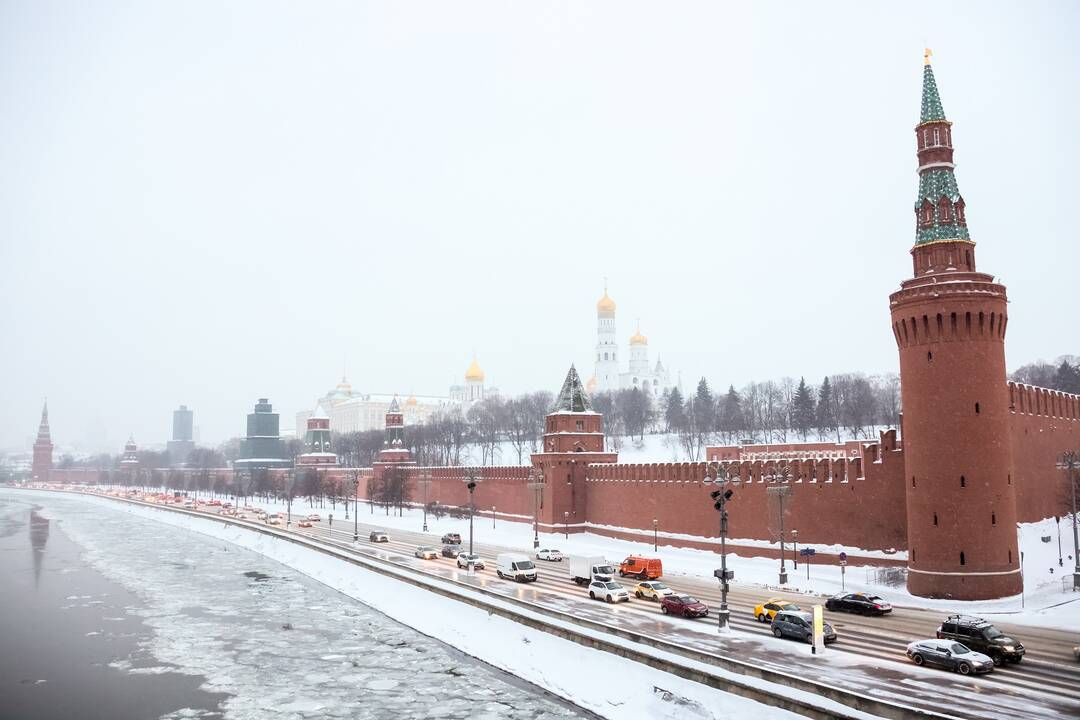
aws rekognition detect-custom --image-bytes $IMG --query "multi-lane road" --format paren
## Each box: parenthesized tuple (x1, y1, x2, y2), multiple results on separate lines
(236, 507, 1080, 720)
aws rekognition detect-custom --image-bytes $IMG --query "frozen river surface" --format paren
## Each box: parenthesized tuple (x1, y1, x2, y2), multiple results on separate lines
(2, 491, 587, 720)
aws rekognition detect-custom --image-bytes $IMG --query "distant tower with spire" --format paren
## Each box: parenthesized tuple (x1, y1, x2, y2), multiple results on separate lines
(32, 400, 53, 482)
(593, 283, 619, 392)
(891, 51, 1020, 600)
(377, 396, 412, 463)
(120, 436, 139, 484)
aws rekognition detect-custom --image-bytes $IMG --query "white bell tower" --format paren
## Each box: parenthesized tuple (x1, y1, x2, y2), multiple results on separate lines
(594, 282, 619, 393)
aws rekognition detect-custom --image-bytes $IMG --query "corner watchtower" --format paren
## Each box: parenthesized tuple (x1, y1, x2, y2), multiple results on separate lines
(890, 52, 1020, 600)
(531, 365, 616, 534)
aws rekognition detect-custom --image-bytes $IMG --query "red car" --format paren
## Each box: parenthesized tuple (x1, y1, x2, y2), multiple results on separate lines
(660, 594, 709, 618)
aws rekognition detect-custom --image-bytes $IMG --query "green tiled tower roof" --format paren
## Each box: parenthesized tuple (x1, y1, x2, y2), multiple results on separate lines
(920, 63, 946, 123)
(914, 55, 970, 246)
(554, 365, 593, 412)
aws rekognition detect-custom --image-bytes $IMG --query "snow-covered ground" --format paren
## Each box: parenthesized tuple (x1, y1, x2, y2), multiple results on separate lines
(276, 497, 1080, 632)
(7, 489, 817, 720)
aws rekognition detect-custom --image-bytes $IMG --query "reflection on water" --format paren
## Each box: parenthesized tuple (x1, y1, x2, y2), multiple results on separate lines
(30, 508, 50, 588)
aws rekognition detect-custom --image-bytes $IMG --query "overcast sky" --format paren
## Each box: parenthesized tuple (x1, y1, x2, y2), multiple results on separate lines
(2, 1, 1077, 453)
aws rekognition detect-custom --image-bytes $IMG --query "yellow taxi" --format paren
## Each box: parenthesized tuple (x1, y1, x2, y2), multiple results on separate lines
(753, 598, 801, 623)
(633, 580, 674, 601)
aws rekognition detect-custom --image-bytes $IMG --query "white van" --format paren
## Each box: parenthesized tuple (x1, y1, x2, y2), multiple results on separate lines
(496, 553, 538, 582)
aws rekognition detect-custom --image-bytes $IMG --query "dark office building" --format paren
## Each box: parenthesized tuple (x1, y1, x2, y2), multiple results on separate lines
(167, 404, 196, 466)
(172, 405, 194, 441)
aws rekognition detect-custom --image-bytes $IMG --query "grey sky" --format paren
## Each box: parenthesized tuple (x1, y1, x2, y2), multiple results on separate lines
(2, 1, 1077, 453)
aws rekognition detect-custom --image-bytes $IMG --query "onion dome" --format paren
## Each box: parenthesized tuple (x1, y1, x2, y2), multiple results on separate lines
(586, 374, 598, 394)
(596, 286, 616, 317)
(465, 354, 485, 382)
(629, 321, 648, 346)
(406, 395, 418, 407)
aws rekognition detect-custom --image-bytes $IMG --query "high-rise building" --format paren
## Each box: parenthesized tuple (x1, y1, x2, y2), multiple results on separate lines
(172, 405, 193, 441)
(890, 52, 1021, 599)
(167, 404, 195, 466)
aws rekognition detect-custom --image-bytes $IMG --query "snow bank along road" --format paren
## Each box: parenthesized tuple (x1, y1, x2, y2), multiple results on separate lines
(37, 489, 1080, 720)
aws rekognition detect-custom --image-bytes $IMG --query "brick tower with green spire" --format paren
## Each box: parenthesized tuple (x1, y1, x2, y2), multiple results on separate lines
(890, 51, 1021, 600)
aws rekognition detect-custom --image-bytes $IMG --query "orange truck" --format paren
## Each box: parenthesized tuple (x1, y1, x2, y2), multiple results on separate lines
(619, 555, 663, 580)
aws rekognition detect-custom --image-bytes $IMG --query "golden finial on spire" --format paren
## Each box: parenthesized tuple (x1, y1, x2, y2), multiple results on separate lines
(924, 48, 933, 66)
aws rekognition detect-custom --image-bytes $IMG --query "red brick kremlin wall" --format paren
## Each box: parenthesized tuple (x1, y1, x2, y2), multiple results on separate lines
(38, 381, 1079, 558)
(1008, 382, 1080, 522)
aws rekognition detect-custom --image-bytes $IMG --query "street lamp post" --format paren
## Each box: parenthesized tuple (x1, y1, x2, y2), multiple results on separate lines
(352, 472, 360, 542)
(706, 463, 734, 631)
(463, 472, 481, 556)
(792, 529, 799, 570)
(765, 463, 793, 585)
(528, 468, 545, 549)
(1056, 451, 1080, 590)
(492, 506, 496, 529)
(420, 471, 432, 532)
(285, 468, 295, 528)
(1057, 516, 1063, 567)
(653, 518, 658, 553)
(564, 511, 569, 540)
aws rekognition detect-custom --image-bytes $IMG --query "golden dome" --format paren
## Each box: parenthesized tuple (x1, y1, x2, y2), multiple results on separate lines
(586, 374, 597, 394)
(630, 321, 648, 346)
(465, 355, 485, 382)
(406, 395, 418, 406)
(596, 287, 616, 316)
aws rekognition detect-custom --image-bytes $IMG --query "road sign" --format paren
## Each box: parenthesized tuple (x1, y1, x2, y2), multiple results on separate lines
(838, 551, 847, 562)
(800, 548, 816, 557)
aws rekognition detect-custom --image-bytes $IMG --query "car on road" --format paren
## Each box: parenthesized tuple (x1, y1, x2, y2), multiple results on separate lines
(536, 549, 564, 562)
(456, 553, 485, 569)
(633, 581, 674, 601)
(906, 639, 994, 675)
(619, 555, 663, 580)
(935, 615, 1024, 666)
(414, 546, 438, 560)
(496, 553, 538, 582)
(660, 594, 709, 618)
(825, 592, 892, 616)
(772, 610, 837, 645)
(268, 516, 282, 525)
(298, 519, 313, 527)
(754, 598, 800, 623)
(369, 530, 388, 543)
(588, 579, 630, 603)
(441, 544, 463, 558)
(441, 533, 462, 545)
(307, 514, 321, 522)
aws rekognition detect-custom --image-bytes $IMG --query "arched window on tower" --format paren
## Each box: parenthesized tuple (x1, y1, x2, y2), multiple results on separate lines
(933, 127, 940, 146)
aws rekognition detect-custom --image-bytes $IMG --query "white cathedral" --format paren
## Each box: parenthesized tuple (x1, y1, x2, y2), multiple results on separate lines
(588, 285, 676, 398)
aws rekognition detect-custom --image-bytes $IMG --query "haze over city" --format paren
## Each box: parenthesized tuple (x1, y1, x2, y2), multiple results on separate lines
(2, 1, 1078, 451)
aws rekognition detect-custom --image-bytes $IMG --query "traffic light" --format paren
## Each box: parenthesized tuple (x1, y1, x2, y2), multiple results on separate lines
(711, 489, 733, 510)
